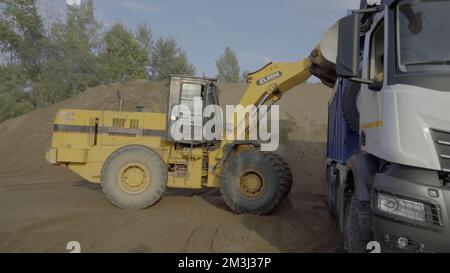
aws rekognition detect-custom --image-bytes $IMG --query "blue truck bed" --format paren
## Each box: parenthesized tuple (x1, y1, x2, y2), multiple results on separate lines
(326, 79, 360, 164)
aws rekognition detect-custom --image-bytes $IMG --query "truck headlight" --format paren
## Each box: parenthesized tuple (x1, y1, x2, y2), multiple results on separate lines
(376, 193, 425, 223)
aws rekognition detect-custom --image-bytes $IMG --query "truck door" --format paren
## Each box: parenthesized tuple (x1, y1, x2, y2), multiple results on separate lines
(360, 15, 385, 156)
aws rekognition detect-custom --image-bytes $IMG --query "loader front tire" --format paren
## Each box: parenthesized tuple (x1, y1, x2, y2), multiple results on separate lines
(101, 145, 167, 209)
(220, 151, 292, 215)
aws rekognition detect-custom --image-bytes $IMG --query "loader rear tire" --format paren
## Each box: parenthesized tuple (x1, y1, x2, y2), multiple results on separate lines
(220, 151, 292, 215)
(101, 145, 167, 209)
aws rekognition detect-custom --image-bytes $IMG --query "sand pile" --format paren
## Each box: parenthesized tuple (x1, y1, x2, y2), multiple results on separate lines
(0, 80, 167, 177)
(0, 80, 338, 253)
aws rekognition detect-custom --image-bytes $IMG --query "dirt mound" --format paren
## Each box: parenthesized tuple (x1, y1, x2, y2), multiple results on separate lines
(0, 80, 167, 177)
(0, 80, 338, 253)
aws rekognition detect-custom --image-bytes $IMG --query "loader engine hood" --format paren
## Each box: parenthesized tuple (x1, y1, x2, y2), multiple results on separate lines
(46, 109, 167, 166)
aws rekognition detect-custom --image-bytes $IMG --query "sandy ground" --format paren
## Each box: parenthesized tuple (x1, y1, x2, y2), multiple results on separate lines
(0, 80, 340, 253)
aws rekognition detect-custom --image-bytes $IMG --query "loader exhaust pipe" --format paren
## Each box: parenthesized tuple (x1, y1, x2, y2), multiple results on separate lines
(117, 90, 124, 112)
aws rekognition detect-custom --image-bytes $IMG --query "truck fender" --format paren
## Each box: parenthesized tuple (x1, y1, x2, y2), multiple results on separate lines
(346, 153, 379, 202)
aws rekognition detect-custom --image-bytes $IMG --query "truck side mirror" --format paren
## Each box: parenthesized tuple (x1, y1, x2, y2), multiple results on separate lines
(368, 80, 382, 91)
(336, 14, 361, 79)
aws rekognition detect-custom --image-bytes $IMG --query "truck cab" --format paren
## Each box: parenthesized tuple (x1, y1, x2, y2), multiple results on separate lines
(327, 0, 450, 252)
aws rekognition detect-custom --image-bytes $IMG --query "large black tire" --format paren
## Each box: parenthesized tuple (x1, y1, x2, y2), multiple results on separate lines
(343, 81, 361, 132)
(101, 145, 167, 209)
(325, 165, 337, 217)
(344, 195, 374, 253)
(220, 151, 292, 215)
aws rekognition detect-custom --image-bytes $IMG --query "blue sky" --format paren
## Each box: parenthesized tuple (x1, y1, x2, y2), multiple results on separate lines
(38, 0, 360, 77)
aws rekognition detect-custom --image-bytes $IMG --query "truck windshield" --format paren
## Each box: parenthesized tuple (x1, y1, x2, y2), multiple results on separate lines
(397, 0, 450, 73)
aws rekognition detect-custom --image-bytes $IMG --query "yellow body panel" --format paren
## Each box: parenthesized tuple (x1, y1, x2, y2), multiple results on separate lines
(205, 148, 223, 188)
(57, 148, 87, 163)
(49, 109, 168, 183)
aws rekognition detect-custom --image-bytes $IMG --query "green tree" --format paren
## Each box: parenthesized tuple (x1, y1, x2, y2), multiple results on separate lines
(0, 0, 199, 122)
(0, 64, 33, 122)
(99, 22, 149, 82)
(0, 0, 47, 117)
(136, 21, 153, 75)
(136, 21, 153, 55)
(0, 0, 46, 78)
(216, 46, 240, 83)
(150, 36, 196, 81)
(29, 0, 102, 108)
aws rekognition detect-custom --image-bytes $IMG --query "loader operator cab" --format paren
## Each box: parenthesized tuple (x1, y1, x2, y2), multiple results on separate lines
(166, 76, 221, 146)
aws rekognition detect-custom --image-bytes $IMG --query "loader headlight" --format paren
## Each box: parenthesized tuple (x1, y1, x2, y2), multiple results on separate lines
(376, 192, 426, 223)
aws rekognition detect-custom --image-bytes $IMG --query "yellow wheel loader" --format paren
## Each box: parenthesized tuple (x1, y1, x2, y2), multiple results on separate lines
(46, 45, 336, 214)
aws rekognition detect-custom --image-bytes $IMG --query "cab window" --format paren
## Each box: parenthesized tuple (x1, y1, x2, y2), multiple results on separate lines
(180, 83, 204, 113)
(370, 20, 385, 82)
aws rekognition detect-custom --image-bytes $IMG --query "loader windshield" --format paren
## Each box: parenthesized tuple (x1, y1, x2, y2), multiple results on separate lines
(397, 0, 450, 73)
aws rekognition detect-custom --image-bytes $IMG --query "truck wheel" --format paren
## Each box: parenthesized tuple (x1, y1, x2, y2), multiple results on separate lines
(343, 81, 361, 132)
(220, 151, 292, 215)
(344, 195, 374, 253)
(101, 145, 167, 209)
(325, 165, 337, 217)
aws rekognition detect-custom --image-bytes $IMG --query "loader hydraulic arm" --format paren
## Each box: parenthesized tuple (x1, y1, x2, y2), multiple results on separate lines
(239, 57, 312, 109)
(224, 57, 313, 142)
(212, 57, 314, 177)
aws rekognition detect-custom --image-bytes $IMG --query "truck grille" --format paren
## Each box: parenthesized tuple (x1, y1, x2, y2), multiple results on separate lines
(430, 129, 450, 172)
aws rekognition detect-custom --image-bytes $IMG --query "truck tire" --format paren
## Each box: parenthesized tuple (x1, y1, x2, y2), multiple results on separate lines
(220, 151, 292, 215)
(101, 145, 167, 209)
(325, 165, 337, 217)
(344, 195, 374, 253)
(343, 82, 361, 132)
